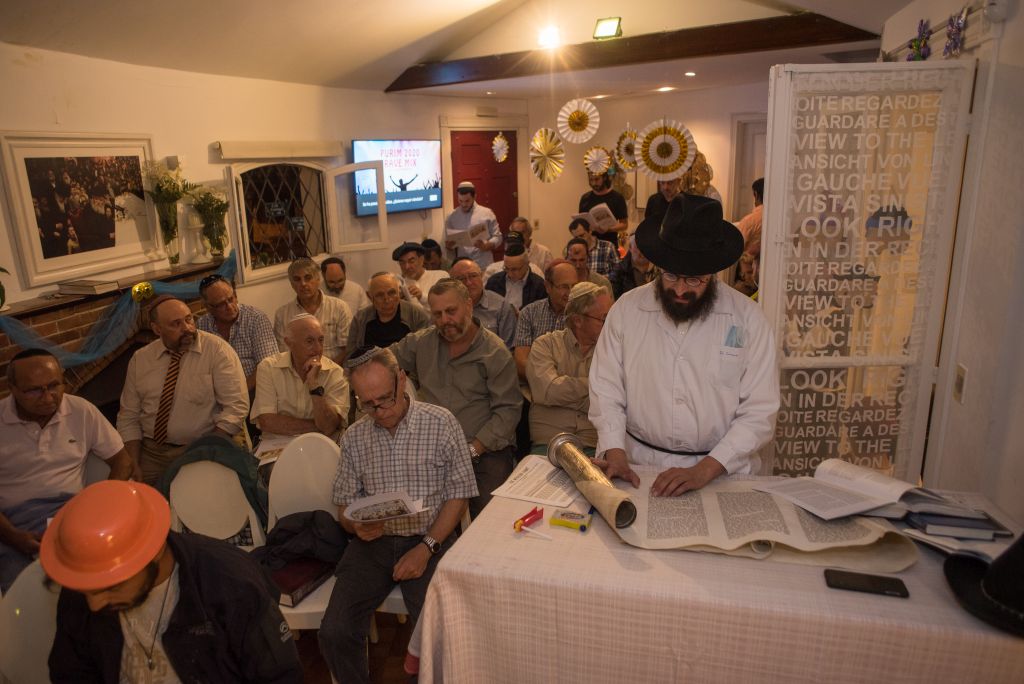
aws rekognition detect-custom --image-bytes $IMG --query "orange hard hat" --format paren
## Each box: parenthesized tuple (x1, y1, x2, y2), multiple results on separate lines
(40, 480, 170, 591)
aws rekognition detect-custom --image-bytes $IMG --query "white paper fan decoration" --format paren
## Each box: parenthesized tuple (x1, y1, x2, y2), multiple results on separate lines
(615, 128, 639, 170)
(492, 132, 509, 163)
(557, 98, 600, 144)
(583, 146, 612, 174)
(529, 128, 565, 183)
(637, 119, 696, 180)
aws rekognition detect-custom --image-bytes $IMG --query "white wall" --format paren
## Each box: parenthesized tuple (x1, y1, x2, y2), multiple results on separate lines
(523, 81, 768, 253)
(0, 42, 526, 314)
(883, 1, 1024, 522)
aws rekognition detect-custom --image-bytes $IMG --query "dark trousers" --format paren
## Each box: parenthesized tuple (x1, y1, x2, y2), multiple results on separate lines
(469, 446, 515, 519)
(318, 534, 453, 684)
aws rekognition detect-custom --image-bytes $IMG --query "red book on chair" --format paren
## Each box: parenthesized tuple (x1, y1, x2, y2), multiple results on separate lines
(271, 557, 334, 607)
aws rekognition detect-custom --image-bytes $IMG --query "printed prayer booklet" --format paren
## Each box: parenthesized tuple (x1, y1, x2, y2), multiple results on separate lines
(343, 490, 428, 523)
(754, 459, 986, 521)
(571, 203, 618, 231)
(448, 222, 489, 248)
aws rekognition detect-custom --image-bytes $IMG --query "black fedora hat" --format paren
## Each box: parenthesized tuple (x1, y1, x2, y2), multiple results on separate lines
(391, 241, 425, 261)
(635, 193, 743, 276)
(943, 534, 1024, 637)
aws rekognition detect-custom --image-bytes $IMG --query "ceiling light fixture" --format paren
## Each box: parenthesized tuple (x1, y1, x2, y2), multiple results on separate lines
(592, 94, 609, 99)
(684, 71, 696, 77)
(486, 91, 495, 95)
(593, 17, 622, 40)
(538, 26, 561, 49)
(656, 86, 676, 92)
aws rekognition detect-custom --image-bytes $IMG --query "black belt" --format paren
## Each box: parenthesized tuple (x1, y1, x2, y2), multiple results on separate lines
(626, 430, 709, 456)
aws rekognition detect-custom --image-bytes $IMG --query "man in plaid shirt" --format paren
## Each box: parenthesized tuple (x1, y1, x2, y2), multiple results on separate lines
(318, 346, 477, 684)
(567, 217, 620, 277)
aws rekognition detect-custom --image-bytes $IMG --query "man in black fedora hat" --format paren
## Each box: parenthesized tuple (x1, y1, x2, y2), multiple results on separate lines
(589, 193, 780, 495)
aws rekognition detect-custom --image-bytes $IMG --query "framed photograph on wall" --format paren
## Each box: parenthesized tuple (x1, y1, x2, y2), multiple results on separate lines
(0, 131, 164, 287)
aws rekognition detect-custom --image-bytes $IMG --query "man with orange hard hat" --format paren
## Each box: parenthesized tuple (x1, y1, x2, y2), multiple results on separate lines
(40, 480, 302, 683)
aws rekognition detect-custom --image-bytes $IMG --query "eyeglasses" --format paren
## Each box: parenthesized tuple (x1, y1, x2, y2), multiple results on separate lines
(17, 380, 64, 399)
(357, 376, 399, 413)
(661, 273, 712, 287)
(582, 314, 607, 324)
(371, 289, 400, 301)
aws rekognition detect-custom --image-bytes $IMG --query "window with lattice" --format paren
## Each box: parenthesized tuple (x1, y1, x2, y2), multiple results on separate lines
(238, 163, 327, 269)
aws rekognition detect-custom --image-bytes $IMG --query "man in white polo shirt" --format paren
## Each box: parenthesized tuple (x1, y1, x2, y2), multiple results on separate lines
(0, 348, 133, 592)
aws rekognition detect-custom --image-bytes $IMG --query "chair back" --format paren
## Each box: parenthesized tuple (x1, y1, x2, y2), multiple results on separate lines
(268, 433, 342, 528)
(0, 561, 61, 683)
(83, 453, 110, 485)
(169, 460, 266, 549)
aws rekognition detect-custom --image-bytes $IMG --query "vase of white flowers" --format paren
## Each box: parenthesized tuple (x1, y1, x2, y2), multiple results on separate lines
(143, 161, 197, 265)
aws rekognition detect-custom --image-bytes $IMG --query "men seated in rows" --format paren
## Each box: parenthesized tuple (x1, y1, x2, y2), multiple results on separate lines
(42, 480, 302, 682)
(485, 239, 547, 311)
(393, 241, 448, 309)
(0, 349, 133, 593)
(450, 258, 517, 349)
(319, 347, 476, 684)
(525, 282, 610, 453)
(274, 257, 352, 365)
(421, 238, 447, 271)
(251, 314, 348, 439)
(347, 272, 430, 353)
(321, 255, 371, 314)
(482, 231, 544, 281)
(391, 279, 521, 518)
(591, 194, 779, 495)
(513, 259, 579, 380)
(567, 217, 619, 277)
(566, 238, 613, 297)
(444, 181, 502, 269)
(197, 275, 277, 392)
(609, 234, 658, 299)
(118, 295, 249, 485)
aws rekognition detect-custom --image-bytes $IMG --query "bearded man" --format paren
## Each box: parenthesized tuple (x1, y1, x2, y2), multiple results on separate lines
(589, 194, 779, 495)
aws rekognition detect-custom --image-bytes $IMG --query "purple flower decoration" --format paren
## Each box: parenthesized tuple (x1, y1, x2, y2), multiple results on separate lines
(907, 19, 931, 61)
(944, 8, 968, 58)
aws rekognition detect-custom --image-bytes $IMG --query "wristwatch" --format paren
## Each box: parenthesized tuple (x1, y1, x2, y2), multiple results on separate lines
(421, 535, 441, 555)
(309, 386, 325, 397)
(468, 441, 481, 464)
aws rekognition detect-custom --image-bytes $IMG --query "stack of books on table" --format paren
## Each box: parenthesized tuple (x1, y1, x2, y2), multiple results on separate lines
(905, 511, 1013, 541)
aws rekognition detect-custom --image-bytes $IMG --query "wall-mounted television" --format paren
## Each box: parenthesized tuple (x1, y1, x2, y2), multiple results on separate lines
(351, 139, 442, 216)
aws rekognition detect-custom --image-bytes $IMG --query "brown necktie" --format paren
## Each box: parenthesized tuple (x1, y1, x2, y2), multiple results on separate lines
(153, 351, 182, 444)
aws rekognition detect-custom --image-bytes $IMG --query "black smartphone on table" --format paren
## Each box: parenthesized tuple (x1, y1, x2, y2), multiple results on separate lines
(824, 568, 909, 598)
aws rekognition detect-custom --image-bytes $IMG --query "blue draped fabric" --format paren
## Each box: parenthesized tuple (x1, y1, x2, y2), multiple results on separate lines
(0, 251, 237, 368)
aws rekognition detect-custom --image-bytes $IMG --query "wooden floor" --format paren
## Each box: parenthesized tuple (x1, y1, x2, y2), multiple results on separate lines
(296, 613, 415, 684)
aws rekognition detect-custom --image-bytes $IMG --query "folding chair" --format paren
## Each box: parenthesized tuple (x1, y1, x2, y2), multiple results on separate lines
(0, 560, 61, 683)
(169, 460, 266, 550)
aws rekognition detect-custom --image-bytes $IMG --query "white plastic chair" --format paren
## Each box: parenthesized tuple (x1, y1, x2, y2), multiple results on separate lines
(169, 460, 266, 550)
(83, 453, 110, 485)
(0, 560, 61, 683)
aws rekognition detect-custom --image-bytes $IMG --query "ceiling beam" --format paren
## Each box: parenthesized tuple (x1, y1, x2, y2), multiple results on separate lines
(386, 12, 877, 93)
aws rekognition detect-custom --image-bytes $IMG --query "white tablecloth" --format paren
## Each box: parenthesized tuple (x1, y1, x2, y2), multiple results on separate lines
(417, 495, 1024, 683)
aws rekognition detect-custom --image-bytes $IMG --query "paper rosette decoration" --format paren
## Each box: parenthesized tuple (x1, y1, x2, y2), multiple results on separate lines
(557, 98, 599, 144)
(492, 132, 509, 163)
(637, 118, 696, 180)
(583, 146, 612, 174)
(615, 128, 639, 170)
(529, 128, 565, 183)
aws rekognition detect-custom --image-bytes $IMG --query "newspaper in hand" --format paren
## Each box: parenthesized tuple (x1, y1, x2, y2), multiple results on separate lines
(571, 202, 617, 231)
(343, 490, 429, 523)
(448, 222, 489, 249)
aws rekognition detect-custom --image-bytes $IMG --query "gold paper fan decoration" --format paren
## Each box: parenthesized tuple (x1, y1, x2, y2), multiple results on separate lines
(583, 146, 612, 174)
(492, 132, 509, 163)
(557, 98, 600, 144)
(615, 128, 639, 170)
(530, 128, 565, 183)
(679, 151, 714, 196)
(637, 118, 696, 180)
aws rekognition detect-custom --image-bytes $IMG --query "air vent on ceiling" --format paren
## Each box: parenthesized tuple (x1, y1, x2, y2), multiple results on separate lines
(822, 47, 882, 63)
(476, 106, 499, 118)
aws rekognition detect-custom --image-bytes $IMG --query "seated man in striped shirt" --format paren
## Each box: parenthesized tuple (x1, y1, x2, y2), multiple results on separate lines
(319, 346, 476, 684)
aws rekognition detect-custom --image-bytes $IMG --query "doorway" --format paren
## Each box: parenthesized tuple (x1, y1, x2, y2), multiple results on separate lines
(450, 130, 518, 260)
(730, 115, 767, 222)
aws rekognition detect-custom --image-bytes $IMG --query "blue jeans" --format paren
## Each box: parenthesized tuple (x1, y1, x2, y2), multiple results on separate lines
(318, 533, 454, 684)
(0, 494, 71, 593)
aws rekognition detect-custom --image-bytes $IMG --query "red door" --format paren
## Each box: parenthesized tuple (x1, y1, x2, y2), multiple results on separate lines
(450, 130, 518, 261)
